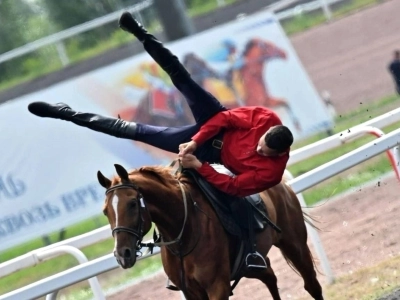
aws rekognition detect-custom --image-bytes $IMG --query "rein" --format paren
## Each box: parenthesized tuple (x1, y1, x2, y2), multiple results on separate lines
(144, 181, 189, 248)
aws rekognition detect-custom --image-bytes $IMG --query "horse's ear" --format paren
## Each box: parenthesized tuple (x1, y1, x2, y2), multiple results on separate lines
(114, 164, 129, 182)
(97, 171, 111, 189)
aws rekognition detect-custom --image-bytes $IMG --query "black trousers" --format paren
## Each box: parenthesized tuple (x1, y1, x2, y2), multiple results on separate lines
(67, 32, 227, 163)
(134, 34, 227, 160)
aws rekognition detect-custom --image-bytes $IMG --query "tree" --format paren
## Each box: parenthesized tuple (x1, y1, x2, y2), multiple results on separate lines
(0, 0, 34, 52)
(0, 0, 36, 82)
(37, 0, 120, 50)
(153, 0, 195, 41)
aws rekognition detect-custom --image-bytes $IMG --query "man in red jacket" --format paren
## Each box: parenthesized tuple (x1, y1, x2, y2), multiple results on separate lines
(28, 12, 293, 198)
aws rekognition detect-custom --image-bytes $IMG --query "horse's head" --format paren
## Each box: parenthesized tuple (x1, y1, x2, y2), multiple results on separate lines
(97, 164, 151, 269)
(243, 38, 287, 61)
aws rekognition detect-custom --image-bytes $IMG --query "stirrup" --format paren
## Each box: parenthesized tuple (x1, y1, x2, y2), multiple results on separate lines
(165, 278, 180, 291)
(245, 251, 267, 270)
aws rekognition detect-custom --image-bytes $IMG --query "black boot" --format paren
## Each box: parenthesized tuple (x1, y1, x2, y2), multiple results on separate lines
(118, 12, 189, 78)
(28, 102, 137, 139)
(118, 11, 147, 42)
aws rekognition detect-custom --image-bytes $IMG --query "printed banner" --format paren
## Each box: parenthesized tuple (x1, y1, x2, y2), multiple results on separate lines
(0, 11, 333, 251)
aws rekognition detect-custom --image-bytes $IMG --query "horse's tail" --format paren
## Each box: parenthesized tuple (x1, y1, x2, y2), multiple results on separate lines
(302, 210, 322, 232)
(278, 210, 323, 277)
(281, 172, 322, 232)
(278, 238, 323, 278)
(279, 177, 324, 276)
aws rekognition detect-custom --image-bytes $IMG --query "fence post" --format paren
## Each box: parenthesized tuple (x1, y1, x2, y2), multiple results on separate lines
(284, 170, 335, 285)
(319, 0, 332, 20)
(55, 41, 70, 66)
(216, 0, 226, 6)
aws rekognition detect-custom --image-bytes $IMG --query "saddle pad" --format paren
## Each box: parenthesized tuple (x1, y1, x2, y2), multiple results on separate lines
(183, 169, 243, 238)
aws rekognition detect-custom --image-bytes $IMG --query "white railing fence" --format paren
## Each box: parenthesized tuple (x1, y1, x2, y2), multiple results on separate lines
(1, 108, 400, 298)
(288, 107, 400, 166)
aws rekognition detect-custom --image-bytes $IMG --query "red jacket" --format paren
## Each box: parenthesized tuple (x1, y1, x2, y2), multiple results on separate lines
(191, 106, 289, 197)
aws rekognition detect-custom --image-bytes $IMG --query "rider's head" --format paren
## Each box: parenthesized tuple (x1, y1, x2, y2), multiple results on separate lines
(256, 125, 293, 157)
(395, 50, 400, 60)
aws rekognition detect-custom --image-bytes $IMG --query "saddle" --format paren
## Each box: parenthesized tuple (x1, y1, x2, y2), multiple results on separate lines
(182, 169, 281, 272)
(165, 167, 281, 295)
(183, 169, 277, 236)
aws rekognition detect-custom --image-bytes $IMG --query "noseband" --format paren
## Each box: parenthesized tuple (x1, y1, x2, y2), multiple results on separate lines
(106, 183, 144, 247)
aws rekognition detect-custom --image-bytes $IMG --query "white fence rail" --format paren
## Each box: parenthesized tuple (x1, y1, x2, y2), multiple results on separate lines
(290, 128, 400, 193)
(288, 107, 400, 166)
(0, 226, 110, 278)
(1, 127, 399, 300)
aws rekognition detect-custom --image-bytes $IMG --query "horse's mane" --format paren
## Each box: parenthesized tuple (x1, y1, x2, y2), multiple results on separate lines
(242, 39, 257, 57)
(128, 165, 177, 186)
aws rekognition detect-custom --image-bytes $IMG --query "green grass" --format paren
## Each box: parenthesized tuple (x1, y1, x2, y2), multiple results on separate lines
(299, 254, 400, 300)
(300, 153, 394, 206)
(281, 0, 381, 36)
(59, 255, 163, 300)
(187, 0, 239, 17)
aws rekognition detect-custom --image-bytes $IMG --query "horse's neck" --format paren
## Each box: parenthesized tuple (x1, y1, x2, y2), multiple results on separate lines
(135, 174, 188, 240)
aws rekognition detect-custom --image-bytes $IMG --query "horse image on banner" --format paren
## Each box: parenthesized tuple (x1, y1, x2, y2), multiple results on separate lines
(114, 37, 301, 132)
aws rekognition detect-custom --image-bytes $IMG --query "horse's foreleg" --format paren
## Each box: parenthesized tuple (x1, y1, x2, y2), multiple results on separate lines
(206, 280, 231, 300)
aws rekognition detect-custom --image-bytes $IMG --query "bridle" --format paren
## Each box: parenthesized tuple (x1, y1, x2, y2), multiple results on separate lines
(105, 180, 189, 256)
(106, 183, 144, 243)
(105, 173, 200, 295)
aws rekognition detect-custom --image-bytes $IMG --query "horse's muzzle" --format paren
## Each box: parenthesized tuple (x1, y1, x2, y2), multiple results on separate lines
(114, 247, 136, 269)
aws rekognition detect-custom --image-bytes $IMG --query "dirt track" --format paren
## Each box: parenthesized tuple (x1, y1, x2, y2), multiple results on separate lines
(290, 0, 400, 113)
(105, 1, 400, 299)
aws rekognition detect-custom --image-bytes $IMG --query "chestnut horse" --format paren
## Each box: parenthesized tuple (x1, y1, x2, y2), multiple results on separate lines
(98, 164, 323, 300)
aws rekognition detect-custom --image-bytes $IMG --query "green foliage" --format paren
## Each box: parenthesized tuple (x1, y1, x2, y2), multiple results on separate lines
(0, 0, 35, 83)
(0, 0, 34, 51)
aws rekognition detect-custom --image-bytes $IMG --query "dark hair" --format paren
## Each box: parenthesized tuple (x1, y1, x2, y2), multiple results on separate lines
(395, 50, 400, 58)
(264, 125, 293, 152)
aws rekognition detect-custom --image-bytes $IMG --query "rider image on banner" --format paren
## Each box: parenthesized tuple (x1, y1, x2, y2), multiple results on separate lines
(72, 10, 333, 162)
(0, 10, 333, 250)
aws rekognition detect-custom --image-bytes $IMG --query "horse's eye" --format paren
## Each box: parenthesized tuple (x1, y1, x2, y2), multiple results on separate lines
(128, 200, 137, 209)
